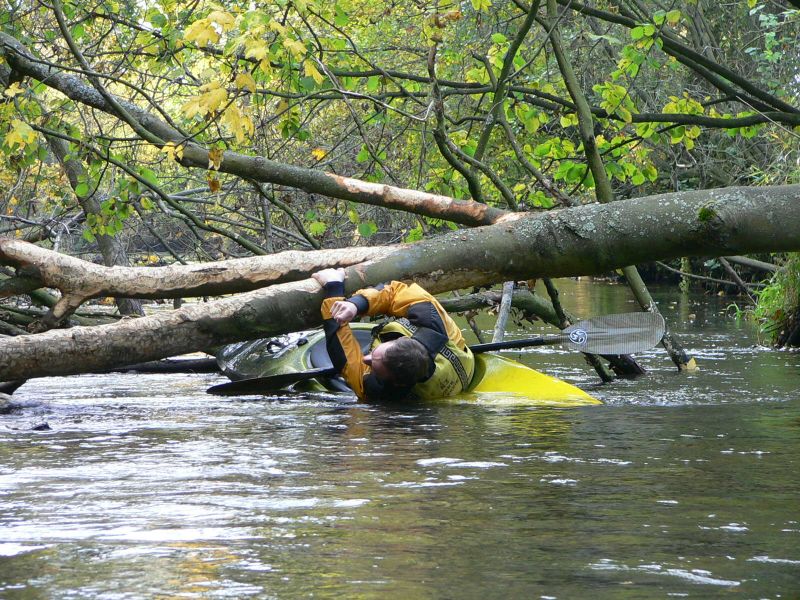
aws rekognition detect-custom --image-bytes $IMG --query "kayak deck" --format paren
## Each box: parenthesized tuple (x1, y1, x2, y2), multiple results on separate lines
(464, 354, 600, 406)
(217, 325, 601, 406)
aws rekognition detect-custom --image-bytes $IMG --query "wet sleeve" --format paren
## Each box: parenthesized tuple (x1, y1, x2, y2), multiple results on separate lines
(320, 284, 368, 400)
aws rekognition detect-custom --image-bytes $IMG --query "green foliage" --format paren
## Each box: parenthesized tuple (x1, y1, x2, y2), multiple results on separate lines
(751, 254, 800, 341)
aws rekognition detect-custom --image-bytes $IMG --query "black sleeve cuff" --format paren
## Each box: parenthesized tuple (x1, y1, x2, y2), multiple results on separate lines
(347, 294, 369, 315)
(323, 281, 345, 298)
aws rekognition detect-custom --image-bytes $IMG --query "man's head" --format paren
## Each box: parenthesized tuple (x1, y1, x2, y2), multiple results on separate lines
(363, 337, 430, 384)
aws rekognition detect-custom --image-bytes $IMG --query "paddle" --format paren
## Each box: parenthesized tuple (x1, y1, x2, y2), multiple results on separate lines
(207, 311, 665, 396)
(470, 311, 665, 355)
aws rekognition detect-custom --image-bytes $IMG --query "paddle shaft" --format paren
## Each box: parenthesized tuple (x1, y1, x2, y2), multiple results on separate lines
(469, 336, 567, 353)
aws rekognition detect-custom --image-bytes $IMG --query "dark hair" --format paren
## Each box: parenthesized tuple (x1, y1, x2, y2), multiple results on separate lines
(383, 337, 430, 383)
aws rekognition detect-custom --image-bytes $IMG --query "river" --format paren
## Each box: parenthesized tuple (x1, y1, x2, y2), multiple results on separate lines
(1, 280, 798, 598)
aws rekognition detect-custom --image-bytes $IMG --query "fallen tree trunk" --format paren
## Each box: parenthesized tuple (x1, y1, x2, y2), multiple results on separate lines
(0, 241, 390, 326)
(1, 184, 798, 380)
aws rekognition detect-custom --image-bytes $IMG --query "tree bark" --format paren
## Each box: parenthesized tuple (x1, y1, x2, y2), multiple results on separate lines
(0, 240, 390, 322)
(1, 184, 798, 380)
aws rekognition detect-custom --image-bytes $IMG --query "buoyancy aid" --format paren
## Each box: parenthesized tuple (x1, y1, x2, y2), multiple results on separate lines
(372, 318, 475, 400)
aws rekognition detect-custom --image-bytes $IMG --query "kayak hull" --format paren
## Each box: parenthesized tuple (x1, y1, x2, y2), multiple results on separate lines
(217, 324, 601, 406)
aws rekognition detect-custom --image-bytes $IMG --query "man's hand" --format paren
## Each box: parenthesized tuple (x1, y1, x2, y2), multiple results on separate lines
(312, 267, 345, 286)
(329, 300, 358, 325)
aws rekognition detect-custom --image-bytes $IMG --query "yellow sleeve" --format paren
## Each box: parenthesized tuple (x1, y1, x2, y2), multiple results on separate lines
(354, 281, 435, 317)
(353, 281, 468, 350)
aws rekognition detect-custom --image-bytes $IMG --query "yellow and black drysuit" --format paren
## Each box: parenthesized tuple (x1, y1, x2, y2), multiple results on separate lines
(320, 280, 475, 402)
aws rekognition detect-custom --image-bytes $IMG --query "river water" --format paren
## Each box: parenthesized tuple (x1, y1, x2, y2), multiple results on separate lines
(1, 281, 798, 598)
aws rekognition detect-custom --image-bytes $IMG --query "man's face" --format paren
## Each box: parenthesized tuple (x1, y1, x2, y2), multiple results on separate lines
(363, 341, 395, 382)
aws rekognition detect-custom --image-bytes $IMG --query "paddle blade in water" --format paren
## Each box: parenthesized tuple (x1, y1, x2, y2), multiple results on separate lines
(207, 367, 338, 396)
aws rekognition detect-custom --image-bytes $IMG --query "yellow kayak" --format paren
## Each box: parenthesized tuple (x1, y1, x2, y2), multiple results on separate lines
(464, 353, 600, 406)
(217, 324, 600, 407)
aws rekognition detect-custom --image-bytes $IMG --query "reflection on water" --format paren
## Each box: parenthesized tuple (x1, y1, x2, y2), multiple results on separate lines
(1, 281, 799, 598)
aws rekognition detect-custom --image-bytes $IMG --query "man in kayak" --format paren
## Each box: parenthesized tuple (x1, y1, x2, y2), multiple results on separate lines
(312, 268, 475, 402)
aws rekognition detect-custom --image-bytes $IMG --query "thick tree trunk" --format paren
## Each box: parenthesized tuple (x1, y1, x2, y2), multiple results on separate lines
(1, 184, 798, 380)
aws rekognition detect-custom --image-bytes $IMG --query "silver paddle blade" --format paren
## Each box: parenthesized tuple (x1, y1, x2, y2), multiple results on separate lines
(566, 312, 666, 355)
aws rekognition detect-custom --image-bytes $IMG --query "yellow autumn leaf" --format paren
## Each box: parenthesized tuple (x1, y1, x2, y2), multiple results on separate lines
(197, 80, 228, 114)
(208, 147, 224, 170)
(207, 176, 221, 192)
(5, 119, 37, 149)
(283, 38, 306, 59)
(268, 20, 287, 36)
(184, 18, 219, 47)
(221, 105, 254, 144)
(160, 141, 185, 162)
(181, 97, 203, 119)
(311, 147, 327, 160)
(3, 82, 25, 98)
(303, 60, 325, 85)
(244, 40, 269, 61)
(207, 10, 235, 31)
(235, 72, 257, 93)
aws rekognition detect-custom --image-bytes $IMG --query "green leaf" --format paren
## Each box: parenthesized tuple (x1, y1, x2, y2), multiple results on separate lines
(630, 26, 644, 40)
(669, 126, 685, 143)
(533, 141, 552, 157)
(358, 221, 377, 238)
(150, 12, 167, 28)
(75, 182, 90, 197)
(139, 167, 158, 186)
(666, 10, 681, 25)
(356, 145, 370, 163)
(404, 225, 423, 243)
(567, 163, 587, 183)
(334, 5, 349, 26)
(308, 221, 327, 236)
(491, 33, 507, 44)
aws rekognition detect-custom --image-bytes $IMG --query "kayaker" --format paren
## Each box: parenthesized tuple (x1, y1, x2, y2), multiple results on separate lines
(312, 268, 475, 402)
